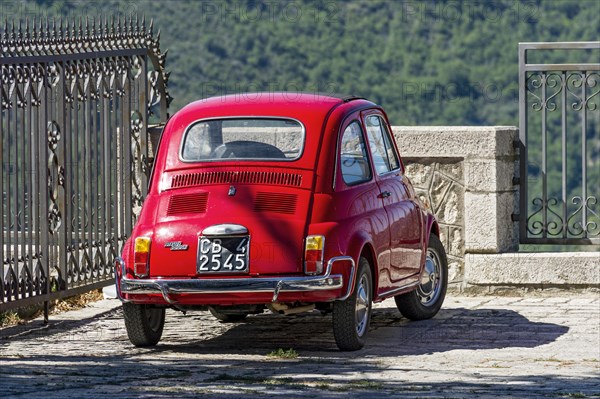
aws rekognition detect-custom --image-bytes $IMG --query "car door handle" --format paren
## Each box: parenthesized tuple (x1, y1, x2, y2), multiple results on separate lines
(378, 191, 391, 199)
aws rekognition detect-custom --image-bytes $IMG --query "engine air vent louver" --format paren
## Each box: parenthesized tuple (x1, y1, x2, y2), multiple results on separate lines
(254, 192, 298, 215)
(167, 192, 208, 216)
(171, 171, 302, 189)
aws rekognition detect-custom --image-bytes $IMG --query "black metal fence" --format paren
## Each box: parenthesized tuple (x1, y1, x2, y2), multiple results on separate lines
(518, 42, 600, 245)
(0, 16, 170, 314)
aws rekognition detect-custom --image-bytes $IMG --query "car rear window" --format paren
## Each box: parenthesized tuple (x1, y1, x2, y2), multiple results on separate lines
(181, 118, 304, 161)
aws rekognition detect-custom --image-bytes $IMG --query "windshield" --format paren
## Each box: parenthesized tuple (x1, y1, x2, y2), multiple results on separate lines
(181, 118, 304, 161)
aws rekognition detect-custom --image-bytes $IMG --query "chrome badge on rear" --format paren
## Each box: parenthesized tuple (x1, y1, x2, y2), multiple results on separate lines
(164, 241, 189, 251)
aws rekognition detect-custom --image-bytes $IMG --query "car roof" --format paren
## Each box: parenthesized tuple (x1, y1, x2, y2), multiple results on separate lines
(155, 92, 378, 176)
(178, 92, 370, 116)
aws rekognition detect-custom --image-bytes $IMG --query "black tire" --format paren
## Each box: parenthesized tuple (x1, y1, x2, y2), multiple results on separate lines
(122, 303, 165, 347)
(332, 257, 373, 351)
(209, 307, 248, 322)
(395, 234, 448, 320)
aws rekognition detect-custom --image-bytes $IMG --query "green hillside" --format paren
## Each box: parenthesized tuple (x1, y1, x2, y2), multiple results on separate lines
(6, 0, 599, 125)
(2, 0, 599, 251)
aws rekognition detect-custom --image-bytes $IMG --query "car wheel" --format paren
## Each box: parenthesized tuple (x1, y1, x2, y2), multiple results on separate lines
(332, 257, 372, 351)
(209, 307, 249, 322)
(395, 234, 448, 320)
(123, 302, 165, 346)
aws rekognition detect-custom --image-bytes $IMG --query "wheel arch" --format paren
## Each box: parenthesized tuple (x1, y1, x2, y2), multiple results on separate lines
(359, 243, 378, 294)
(343, 229, 378, 299)
(419, 213, 441, 275)
(427, 213, 440, 238)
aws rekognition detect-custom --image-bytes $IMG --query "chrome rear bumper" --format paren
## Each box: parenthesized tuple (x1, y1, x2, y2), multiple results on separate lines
(115, 256, 355, 304)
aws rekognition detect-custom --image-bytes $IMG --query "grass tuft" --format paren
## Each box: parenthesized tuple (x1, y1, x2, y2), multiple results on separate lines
(0, 289, 104, 328)
(559, 393, 587, 398)
(267, 348, 299, 359)
(0, 311, 20, 327)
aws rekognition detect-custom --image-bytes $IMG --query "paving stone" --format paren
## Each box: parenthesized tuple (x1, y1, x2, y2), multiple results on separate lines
(1, 294, 599, 398)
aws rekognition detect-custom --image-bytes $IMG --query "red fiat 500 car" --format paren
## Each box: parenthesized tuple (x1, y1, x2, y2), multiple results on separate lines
(116, 92, 448, 351)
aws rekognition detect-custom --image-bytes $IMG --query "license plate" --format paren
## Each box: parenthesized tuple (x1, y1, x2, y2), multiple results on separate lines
(197, 236, 249, 273)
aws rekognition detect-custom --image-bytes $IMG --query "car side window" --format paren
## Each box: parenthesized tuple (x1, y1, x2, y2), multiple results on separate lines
(365, 115, 400, 175)
(340, 121, 372, 186)
(380, 119, 400, 171)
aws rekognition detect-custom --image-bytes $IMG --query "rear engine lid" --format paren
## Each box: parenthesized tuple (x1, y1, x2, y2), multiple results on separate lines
(148, 167, 313, 277)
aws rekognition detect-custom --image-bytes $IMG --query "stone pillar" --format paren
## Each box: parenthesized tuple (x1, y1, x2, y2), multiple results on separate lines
(461, 128, 519, 253)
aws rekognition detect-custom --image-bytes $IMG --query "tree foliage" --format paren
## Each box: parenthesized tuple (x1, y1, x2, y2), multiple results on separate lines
(2, 0, 598, 249)
(8, 0, 597, 125)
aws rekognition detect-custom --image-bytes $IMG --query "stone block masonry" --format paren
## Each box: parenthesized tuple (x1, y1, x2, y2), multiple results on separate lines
(404, 161, 465, 283)
(392, 126, 598, 290)
(393, 126, 520, 289)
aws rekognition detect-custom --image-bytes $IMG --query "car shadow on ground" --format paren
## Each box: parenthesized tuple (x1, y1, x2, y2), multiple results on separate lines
(157, 305, 569, 357)
(0, 304, 585, 398)
(1, 353, 597, 399)
(0, 304, 569, 357)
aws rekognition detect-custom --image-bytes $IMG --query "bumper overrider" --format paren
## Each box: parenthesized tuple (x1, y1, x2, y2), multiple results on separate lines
(115, 256, 356, 304)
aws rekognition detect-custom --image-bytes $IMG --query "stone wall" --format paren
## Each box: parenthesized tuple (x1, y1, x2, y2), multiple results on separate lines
(404, 161, 465, 284)
(393, 126, 599, 291)
(392, 126, 519, 289)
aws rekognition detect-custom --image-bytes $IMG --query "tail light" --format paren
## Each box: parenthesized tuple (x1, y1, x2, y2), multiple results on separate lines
(304, 235, 324, 275)
(134, 237, 151, 277)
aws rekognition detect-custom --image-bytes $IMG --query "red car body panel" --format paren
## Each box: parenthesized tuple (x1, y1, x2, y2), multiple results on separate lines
(118, 93, 438, 306)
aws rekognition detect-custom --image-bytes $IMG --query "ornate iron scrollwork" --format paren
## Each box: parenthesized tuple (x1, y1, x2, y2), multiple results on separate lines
(131, 109, 145, 208)
(527, 72, 564, 112)
(1, 16, 170, 310)
(567, 197, 600, 237)
(527, 197, 564, 237)
(47, 120, 63, 233)
(520, 43, 599, 245)
(584, 72, 599, 111)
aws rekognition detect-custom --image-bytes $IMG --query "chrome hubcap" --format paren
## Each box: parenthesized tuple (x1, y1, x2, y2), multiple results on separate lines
(417, 249, 441, 306)
(355, 274, 370, 336)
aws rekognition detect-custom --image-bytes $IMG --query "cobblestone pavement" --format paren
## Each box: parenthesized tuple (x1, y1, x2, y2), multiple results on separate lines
(1, 293, 599, 398)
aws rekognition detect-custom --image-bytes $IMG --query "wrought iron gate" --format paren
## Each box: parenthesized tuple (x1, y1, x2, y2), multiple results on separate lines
(518, 42, 600, 245)
(0, 17, 171, 314)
